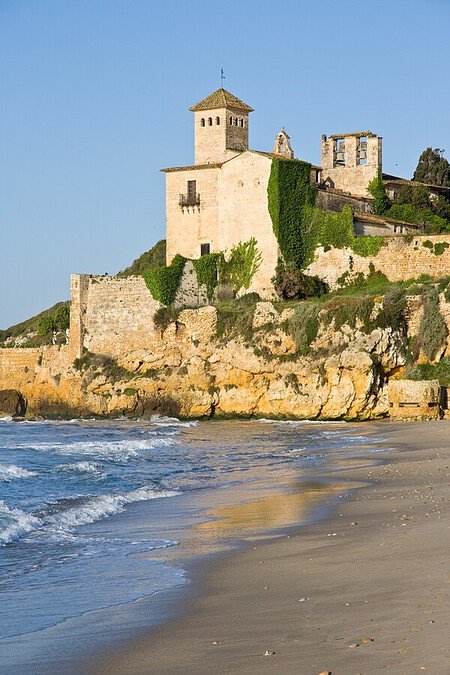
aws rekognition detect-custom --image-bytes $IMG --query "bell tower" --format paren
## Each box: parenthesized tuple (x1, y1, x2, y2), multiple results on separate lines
(190, 88, 254, 165)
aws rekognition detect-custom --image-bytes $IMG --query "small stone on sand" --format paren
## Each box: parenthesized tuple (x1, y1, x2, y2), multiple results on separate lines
(348, 643, 359, 648)
(263, 650, 275, 656)
(212, 640, 220, 645)
(299, 597, 309, 602)
(362, 637, 374, 643)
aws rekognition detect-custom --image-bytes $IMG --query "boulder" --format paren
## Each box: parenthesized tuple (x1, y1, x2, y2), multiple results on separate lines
(0, 389, 26, 417)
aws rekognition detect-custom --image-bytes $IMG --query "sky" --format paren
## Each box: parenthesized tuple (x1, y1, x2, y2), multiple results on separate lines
(1, 0, 449, 327)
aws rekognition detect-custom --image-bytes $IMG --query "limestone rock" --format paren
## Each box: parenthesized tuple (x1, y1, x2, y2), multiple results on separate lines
(0, 389, 26, 417)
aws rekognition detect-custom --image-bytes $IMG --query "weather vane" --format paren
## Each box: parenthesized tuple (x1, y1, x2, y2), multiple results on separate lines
(220, 68, 225, 87)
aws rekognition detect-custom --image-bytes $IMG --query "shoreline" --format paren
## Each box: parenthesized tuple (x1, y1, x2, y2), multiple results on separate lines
(88, 420, 450, 674)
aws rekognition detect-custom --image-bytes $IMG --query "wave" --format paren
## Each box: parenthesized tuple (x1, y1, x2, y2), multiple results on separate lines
(54, 461, 105, 476)
(257, 418, 346, 425)
(149, 415, 198, 428)
(49, 487, 179, 530)
(0, 416, 13, 423)
(14, 436, 180, 461)
(0, 500, 42, 545)
(0, 487, 179, 546)
(0, 463, 37, 481)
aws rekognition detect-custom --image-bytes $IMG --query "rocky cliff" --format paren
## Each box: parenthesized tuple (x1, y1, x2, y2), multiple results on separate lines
(0, 302, 407, 420)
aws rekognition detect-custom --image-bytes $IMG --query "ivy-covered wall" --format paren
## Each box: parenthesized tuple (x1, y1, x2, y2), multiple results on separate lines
(267, 158, 317, 268)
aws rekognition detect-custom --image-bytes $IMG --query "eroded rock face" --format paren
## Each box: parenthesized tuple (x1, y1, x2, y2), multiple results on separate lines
(0, 389, 26, 417)
(0, 304, 408, 420)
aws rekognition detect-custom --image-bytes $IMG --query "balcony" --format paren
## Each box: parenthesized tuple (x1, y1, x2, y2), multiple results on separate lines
(179, 193, 200, 207)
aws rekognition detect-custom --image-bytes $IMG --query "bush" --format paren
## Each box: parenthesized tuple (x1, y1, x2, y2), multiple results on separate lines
(153, 306, 180, 331)
(235, 292, 262, 304)
(414, 287, 448, 361)
(375, 287, 407, 333)
(286, 303, 321, 355)
(192, 253, 222, 300)
(273, 259, 328, 300)
(322, 296, 375, 333)
(219, 238, 262, 292)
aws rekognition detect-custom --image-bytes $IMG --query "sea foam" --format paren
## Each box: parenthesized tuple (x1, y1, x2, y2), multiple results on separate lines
(0, 463, 37, 481)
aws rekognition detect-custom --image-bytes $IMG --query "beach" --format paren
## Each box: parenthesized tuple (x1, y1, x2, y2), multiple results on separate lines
(90, 421, 450, 675)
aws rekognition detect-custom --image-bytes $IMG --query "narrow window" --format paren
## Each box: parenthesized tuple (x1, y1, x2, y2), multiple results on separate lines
(234, 117, 238, 126)
(200, 243, 210, 256)
(334, 137, 345, 166)
(357, 136, 368, 165)
(229, 116, 232, 125)
(200, 118, 205, 127)
(187, 180, 196, 205)
(240, 118, 244, 127)
(216, 116, 220, 125)
(208, 117, 212, 126)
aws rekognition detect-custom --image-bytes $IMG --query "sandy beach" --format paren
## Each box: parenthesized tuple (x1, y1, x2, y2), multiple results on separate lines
(90, 421, 450, 675)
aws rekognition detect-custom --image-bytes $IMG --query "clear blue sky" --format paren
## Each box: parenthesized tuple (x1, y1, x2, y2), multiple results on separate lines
(1, 0, 449, 327)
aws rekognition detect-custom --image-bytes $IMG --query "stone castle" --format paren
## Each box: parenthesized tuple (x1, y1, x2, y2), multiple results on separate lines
(162, 87, 435, 297)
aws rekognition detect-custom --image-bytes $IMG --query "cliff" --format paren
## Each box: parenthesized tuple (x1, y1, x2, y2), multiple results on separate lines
(0, 302, 408, 420)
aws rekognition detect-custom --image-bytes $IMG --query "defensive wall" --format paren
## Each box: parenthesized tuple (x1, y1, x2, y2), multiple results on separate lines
(306, 234, 450, 289)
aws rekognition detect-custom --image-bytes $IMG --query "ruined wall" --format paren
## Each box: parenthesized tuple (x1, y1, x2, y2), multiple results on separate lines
(316, 188, 373, 215)
(321, 133, 382, 197)
(388, 380, 441, 420)
(306, 235, 450, 288)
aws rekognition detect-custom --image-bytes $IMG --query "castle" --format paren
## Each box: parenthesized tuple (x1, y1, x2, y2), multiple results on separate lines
(162, 87, 384, 297)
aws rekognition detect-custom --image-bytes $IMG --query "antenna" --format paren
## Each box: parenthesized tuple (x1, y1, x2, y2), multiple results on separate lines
(220, 68, 225, 88)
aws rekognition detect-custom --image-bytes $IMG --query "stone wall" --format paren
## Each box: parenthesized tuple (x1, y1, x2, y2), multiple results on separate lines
(316, 188, 373, 214)
(388, 380, 441, 420)
(321, 133, 382, 197)
(306, 235, 450, 289)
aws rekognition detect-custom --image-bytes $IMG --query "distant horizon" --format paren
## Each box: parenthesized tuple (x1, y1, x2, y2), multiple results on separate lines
(1, 0, 449, 327)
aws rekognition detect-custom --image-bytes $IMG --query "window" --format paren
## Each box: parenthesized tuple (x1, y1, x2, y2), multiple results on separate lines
(234, 117, 238, 126)
(240, 118, 244, 127)
(357, 136, 368, 165)
(200, 118, 205, 127)
(187, 180, 196, 199)
(216, 116, 220, 125)
(334, 137, 345, 166)
(229, 116, 233, 125)
(208, 117, 212, 126)
(200, 243, 210, 256)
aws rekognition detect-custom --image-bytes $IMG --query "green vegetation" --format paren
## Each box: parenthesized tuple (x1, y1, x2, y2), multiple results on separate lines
(192, 253, 221, 300)
(413, 148, 450, 188)
(273, 259, 328, 300)
(285, 303, 321, 355)
(422, 239, 449, 255)
(367, 176, 390, 215)
(0, 301, 70, 347)
(153, 306, 181, 331)
(118, 240, 166, 277)
(267, 158, 317, 267)
(406, 357, 450, 387)
(142, 254, 186, 306)
(219, 238, 262, 292)
(215, 301, 257, 342)
(413, 287, 448, 361)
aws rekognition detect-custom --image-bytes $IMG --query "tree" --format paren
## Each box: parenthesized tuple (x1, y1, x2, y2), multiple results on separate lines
(413, 148, 450, 187)
(367, 176, 390, 215)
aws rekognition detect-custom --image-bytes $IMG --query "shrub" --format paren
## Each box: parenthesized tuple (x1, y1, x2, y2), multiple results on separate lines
(286, 303, 321, 355)
(323, 296, 375, 333)
(375, 287, 407, 333)
(273, 259, 328, 300)
(414, 287, 448, 361)
(434, 242, 449, 255)
(153, 306, 180, 331)
(406, 357, 450, 386)
(215, 302, 256, 341)
(235, 292, 262, 304)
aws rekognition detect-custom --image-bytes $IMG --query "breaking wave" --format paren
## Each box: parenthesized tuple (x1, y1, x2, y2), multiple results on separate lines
(0, 500, 41, 545)
(14, 436, 180, 461)
(0, 463, 37, 481)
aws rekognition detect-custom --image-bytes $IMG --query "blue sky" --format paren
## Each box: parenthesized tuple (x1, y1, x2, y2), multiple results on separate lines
(1, 0, 449, 327)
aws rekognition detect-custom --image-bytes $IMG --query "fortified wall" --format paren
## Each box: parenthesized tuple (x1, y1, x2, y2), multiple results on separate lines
(306, 234, 450, 289)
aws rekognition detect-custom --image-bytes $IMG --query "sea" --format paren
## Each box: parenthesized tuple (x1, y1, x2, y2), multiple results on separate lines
(0, 415, 388, 673)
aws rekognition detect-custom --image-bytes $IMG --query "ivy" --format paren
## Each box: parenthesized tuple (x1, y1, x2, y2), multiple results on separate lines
(142, 254, 186, 306)
(268, 158, 317, 268)
(220, 237, 262, 291)
(192, 253, 222, 300)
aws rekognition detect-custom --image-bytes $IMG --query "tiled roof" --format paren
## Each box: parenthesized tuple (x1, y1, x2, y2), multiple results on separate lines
(161, 163, 223, 173)
(190, 88, 254, 112)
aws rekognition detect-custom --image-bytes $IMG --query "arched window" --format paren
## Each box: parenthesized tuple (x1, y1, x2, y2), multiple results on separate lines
(229, 116, 233, 125)
(234, 117, 238, 126)
(208, 117, 213, 126)
(216, 116, 220, 125)
(240, 118, 244, 127)
(200, 118, 205, 127)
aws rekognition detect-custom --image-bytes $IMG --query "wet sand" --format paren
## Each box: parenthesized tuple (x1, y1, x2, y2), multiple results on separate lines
(91, 421, 450, 674)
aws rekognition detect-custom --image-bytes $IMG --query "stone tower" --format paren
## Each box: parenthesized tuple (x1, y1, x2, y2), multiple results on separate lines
(273, 129, 294, 159)
(190, 88, 254, 165)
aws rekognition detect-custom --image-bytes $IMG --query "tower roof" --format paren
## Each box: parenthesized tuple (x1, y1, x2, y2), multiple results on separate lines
(189, 88, 254, 112)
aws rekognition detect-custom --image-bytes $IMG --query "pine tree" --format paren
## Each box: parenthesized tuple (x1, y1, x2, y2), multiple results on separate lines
(413, 148, 450, 187)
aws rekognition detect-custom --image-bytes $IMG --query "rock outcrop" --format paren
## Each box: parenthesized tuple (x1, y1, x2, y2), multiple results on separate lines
(0, 389, 27, 417)
(0, 303, 408, 420)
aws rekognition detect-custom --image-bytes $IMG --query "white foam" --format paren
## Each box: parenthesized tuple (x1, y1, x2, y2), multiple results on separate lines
(17, 436, 180, 461)
(257, 418, 345, 425)
(48, 487, 179, 530)
(0, 416, 13, 423)
(0, 463, 37, 481)
(54, 461, 105, 476)
(149, 415, 198, 428)
(0, 500, 42, 545)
